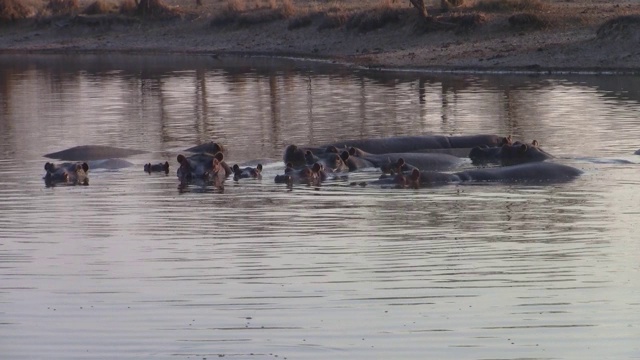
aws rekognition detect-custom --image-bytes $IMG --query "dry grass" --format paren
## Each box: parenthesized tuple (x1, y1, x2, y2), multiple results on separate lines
(83, 0, 116, 15)
(0, 0, 34, 22)
(472, 0, 548, 12)
(47, 0, 80, 15)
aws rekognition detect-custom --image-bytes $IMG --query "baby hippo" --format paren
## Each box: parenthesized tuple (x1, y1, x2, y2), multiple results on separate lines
(144, 161, 170, 174)
(44, 162, 89, 186)
(233, 164, 263, 181)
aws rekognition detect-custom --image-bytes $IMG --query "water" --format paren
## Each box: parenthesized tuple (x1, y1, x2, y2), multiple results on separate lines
(0, 54, 639, 360)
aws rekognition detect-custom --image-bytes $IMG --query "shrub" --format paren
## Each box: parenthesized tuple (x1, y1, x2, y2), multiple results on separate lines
(0, 0, 33, 22)
(288, 13, 313, 30)
(346, 7, 403, 33)
(47, 0, 80, 15)
(596, 15, 640, 41)
(119, 0, 137, 15)
(83, 0, 114, 15)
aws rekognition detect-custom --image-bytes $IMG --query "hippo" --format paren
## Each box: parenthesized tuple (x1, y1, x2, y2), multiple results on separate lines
(144, 161, 170, 174)
(44, 145, 147, 161)
(319, 134, 511, 155)
(635, 149, 640, 155)
(347, 146, 464, 171)
(469, 140, 553, 166)
(304, 150, 350, 173)
(283, 144, 334, 167)
(275, 163, 327, 187)
(366, 162, 582, 188)
(184, 142, 225, 154)
(233, 164, 263, 181)
(87, 158, 135, 170)
(176, 152, 232, 184)
(43, 162, 89, 186)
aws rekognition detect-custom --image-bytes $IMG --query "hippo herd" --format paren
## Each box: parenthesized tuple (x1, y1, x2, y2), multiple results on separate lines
(42, 134, 638, 189)
(41, 135, 572, 188)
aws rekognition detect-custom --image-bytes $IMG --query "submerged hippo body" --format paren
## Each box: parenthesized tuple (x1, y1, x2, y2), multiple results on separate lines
(321, 134, 510, 155)
(184, 142, 226, 154)
(233, 164, 263, 181)
(145, 161, 170, 174)
(87, 158, 135, 170)
(347, 147, 464, 171)
(43, 162, 89, 186)
(384, 162, 582, 188)
(44, 145, 147, 161)
(176, 152, 232, 184)
(469, 140, 553, 165)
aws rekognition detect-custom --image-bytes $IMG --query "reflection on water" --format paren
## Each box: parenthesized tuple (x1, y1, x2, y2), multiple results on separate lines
(0, 55, 639, 360)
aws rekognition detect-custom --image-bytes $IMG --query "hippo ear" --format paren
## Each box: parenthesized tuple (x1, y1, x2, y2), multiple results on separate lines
(163, 161, 170, 171)
(256, 164, 263, 171)
(285, 162, 293, 169)
(44, 162, 52, 171)
(340, 151, 349, 161)
(348, 147, 356, 156)
(177, 154, 186, 164)
(397, 158, 405, 167)
(312, 163, 322, 173)
(214, 152, 224, 161)
(326, 146, 338, 153)
(212, 158, 220, 166)
(503, 135, 513, 145)
(82, 162, 89, 172)
(531, 139, 539, 147)
(233, 164, 240, 171)
(519, 144, 528, 153)
(214, 143, 224, 153)
(410, 168, 420, 181)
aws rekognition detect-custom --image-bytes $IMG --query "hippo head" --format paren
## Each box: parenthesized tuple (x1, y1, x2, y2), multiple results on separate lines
(233, 163, 263, 181)
(283, 145, 307, 167)
(176, 154, 194, 182)
(348, 147, 367, 157)
(44, 162, 89, 186)
(144, 161, 170, 174)
(321, 153, 348, 172)
(500, 140, 552, 165)
(469, 145, 502, 165)
(380, 158, 408, 175)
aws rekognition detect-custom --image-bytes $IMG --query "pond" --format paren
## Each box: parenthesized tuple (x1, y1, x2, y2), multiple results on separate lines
(0, 54, 639, 360)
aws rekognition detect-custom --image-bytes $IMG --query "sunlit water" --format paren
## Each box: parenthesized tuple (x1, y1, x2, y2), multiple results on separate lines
(0, 54, 639, 360)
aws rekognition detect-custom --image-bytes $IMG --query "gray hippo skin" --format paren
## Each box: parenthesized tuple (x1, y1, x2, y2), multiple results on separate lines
(469, 140, 553, 166)
(321, 134, 511, 154)
(275, 163, 326, 187)
(635, 149, 640, 155)
(145, 161, 170, 174)
(284, 135, 510, 166)
(347, 147, 463, 171)
(88, 158, 135, 170)
(44, 145, 147, 161)
(176, 152, 232, 184)
(184, 142, 225, 154)
(233, 164, 263, 181)
(43, 162, 89, 186)
(372, 162, 582, 188)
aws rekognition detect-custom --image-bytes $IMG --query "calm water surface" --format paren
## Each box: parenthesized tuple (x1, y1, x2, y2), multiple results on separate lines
(0, 54, 639, 360)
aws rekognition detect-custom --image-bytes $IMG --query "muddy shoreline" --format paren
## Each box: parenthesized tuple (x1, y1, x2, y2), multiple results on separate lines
(2, 0, 640, 76)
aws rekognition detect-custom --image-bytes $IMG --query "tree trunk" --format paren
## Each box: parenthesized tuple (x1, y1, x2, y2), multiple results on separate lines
(409, 0, 428, 18)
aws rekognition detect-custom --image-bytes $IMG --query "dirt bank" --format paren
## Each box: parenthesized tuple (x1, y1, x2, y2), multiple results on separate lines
(2, 0, 640, 74)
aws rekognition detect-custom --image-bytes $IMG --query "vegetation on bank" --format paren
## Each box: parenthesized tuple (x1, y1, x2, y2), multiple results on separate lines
(0, 0, 638, 39)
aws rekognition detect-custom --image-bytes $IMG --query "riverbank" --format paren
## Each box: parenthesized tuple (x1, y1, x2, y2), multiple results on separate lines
(2, 0, 640, 74)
